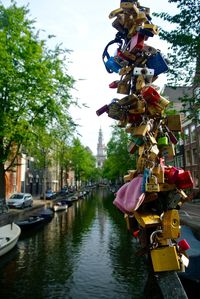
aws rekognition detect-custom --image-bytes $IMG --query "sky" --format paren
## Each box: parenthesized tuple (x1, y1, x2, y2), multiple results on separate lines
(1, 0, 178, 155)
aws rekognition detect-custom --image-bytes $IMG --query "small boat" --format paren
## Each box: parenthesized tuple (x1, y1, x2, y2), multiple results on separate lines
(39, 208, 54, 221)
(0, 223, 21, 257)
(53, 201, 68, 212)
(178, 225, 200, 282)
(15, 215, 46, 231)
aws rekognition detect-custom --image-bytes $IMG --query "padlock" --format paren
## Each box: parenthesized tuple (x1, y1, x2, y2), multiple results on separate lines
(145, 175, 160, 192)
(105, 56, 122, 73)
(135, 75, 146, 91)
(129, 32, 145, 52)
(150, 246, 181, 272)
(132, 123, 149, 137)
(112, 16, 125, 33)
(141, 85, 160, 104)
(161, 209, 180, 239)
(166, 115, 182, 131)
(146, 51, 169, 76)
(129, 98, 146, 114)
(109, 8, 123, 19)
(159, 183, 176, 192)
(120, 2, 139, 15)
(143, 23, 159, 35)
(152, 165, 165, 183)
(147, 132, 157, 145)
(109, 80, 119, 88)
(165, 125, 178, 144)
(133, 211, 160, 228)
(117, 74, 131, 95)
(124, 174, 132, 182)
(157, 136, 169, 146)
(128, 169, 137, 180)
(155, 96, 170, 110)
(165, 166, 179, 184)
(176, 170, 194, 189)
(147, 104, 163, 117)
(135, 12, 147, 25)
(148, 144, 159, 161)
(137, 156, 146, 173)
(128, 23, 139, 38)
(117, 50, 136, 62)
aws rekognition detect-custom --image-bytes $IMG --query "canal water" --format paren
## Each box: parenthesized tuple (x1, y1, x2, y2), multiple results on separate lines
(0, 189, 149, 299)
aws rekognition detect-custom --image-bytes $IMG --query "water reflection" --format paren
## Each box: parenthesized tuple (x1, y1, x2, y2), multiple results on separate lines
(0, 189, 148, 299)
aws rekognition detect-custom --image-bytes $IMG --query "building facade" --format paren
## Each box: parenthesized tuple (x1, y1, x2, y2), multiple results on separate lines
(96, 128, 106, 168)
(163, 86, 200, 193)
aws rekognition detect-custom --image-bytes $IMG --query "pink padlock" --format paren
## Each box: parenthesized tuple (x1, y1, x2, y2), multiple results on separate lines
(178, 239, 190, 251)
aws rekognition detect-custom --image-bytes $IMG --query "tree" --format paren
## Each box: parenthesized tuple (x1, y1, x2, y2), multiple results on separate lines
(154, 0, 200, 121)
(0, 2, 76, 200)
(70, 138, 97, 188)
(102, 125, 136, 183)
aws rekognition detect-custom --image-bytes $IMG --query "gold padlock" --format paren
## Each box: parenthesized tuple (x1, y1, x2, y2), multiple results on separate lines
(109, 8, 123, 19)
(159, 183, 176, 192)
(129, 99, 146, 114)
(133, 211, 160, 228)
(143, 23, 159, 35)
(152, 165, 165, 183)
(137, 156, 145, 173)
(132, 124, 149, 137)
(136, 75, 146, 91)
(166, 115, 182, 132)
(150, 246, 181, 272)
(161, 209, 180, 239)
(148, 144, 159, 161)
(145, 175, 160, 192)
(117, 74, 131, 95)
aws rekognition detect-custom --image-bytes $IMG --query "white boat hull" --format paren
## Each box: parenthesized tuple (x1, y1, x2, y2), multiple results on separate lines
(53, 204, 68, 212)
(0, 223, 21, 257)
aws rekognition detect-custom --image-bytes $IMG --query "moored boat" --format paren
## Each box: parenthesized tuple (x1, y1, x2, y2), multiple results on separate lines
(0, 223, 21, 257)
(15, 215, 46, 231)
(53, 201, 68, 212)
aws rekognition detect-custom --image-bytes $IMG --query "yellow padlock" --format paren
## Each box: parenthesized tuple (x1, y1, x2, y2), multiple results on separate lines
(145, 175, 160, 192)
(150, 246, 181, 272)
(133, 211, 160, 228)
(161, 209, 180, 240)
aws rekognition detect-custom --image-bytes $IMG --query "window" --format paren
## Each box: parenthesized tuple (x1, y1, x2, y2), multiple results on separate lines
(192, 148, 198, 164)
(190, 125, 196, 142)
(185, 150, 191, 165)
(193, 171, 199, 188)
(184, 128, 189, 144)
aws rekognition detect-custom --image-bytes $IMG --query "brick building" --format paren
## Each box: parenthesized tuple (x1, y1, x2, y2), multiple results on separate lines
(163, 86, 200, 193)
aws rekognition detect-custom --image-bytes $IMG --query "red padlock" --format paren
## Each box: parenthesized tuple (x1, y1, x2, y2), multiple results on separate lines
(178, 239, 190, 251)
(109, 81, 119, 88)
(141, 86, 160, 104)
(129, 32, 145, 52)
(176, 171, 194, 189)
(165, 166, 179, 184)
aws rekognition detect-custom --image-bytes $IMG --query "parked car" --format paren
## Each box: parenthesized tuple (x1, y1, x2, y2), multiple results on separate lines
(40, 190, 57, 200)
(7, 193, 33, 209)
(46, 190, 56, 199)
(59, 188, 69, 196)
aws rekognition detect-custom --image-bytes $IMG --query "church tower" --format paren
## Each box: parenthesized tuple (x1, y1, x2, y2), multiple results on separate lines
(96, 128, 106, 168)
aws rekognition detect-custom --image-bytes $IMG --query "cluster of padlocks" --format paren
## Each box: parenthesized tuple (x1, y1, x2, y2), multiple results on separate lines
(96, 0, 194, 272)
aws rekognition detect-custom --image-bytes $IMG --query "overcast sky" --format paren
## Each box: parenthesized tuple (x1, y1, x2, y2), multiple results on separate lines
(1, 0, 178, 154)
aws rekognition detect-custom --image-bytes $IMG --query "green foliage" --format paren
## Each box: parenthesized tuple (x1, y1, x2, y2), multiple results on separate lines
(154, 0, 199, 86)
(0, 2, 77, 198)
(102, 125, 136, 182)
(70, 138, 97, 183)
(154, 0, 200, 122)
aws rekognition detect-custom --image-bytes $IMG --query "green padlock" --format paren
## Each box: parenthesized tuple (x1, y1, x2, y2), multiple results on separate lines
(157, 136, 168, 146)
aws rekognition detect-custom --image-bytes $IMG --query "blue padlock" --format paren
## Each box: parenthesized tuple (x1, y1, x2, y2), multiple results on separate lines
(147, 52, 169, 76)
(105, 57, 122, 73)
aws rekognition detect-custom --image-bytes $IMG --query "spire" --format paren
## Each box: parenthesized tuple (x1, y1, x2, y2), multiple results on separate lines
(96, 127, 106, 168)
